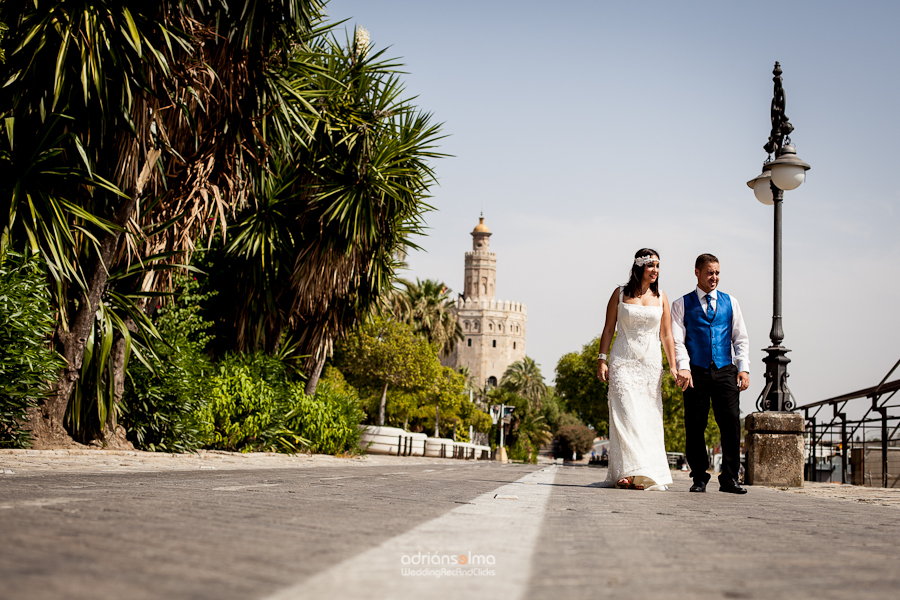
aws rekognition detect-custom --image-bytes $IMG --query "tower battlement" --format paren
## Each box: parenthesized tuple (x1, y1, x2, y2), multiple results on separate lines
(456, 297, 527, 316)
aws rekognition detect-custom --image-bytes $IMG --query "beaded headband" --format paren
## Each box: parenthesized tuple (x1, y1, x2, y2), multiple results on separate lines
(634, 255, 658, 267)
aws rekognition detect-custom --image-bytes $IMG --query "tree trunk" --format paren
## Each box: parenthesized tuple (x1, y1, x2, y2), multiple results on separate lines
(101, 317, 136, 450)
(304, 348, 328, 397)
(28, 257, 109, 446)
(378, 382, 389, 426)
(29, 150, 160, 447)
(434, 405, 440, 437)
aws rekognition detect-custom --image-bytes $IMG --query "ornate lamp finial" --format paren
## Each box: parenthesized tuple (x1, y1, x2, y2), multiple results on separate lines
(764, 61, 794, 156)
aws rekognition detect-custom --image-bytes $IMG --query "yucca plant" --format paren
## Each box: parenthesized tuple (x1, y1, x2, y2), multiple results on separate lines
(0, 1, 325, 445)
(224, 27, 445, 395)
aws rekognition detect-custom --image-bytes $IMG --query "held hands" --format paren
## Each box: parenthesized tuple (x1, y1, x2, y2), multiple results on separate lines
(676, 369, 693, 391)
(738, 371, 750, 392)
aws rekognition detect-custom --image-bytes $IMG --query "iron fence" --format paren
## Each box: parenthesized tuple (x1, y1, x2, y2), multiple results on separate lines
(796, 358, 900, 488)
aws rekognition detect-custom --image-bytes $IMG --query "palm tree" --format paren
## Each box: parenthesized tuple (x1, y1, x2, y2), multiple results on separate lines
(222, 28, 445, 396)
(0, 1, 325, 444)
(501, 357, 547, 410)
(392, 278, 463, 357)
(516, 412, 553, 453)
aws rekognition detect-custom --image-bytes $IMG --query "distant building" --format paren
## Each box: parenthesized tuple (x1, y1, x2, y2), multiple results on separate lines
(443, 216, 527, 391)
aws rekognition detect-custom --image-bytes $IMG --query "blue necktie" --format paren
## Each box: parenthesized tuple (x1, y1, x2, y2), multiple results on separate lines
(705, 294, 715, 321)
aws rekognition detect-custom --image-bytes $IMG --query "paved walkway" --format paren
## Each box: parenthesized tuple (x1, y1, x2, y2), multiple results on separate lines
(2, 450, 899, 599)
(4, 449, 899, 508)
(526, 466, 900, 600)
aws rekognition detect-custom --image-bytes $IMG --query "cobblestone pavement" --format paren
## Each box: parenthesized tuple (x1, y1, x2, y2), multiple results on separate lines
(2, 452, 899, 600)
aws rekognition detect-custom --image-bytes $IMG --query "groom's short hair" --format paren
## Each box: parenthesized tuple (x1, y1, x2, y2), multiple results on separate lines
(695, 253, 719, 270)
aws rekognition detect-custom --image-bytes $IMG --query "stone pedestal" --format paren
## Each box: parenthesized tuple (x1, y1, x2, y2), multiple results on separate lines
(495, 446, 508, 463)
(744, 412, 804, 487)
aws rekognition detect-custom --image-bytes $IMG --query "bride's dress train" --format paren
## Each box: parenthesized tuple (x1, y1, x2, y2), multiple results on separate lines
(602, 288, 673, 491)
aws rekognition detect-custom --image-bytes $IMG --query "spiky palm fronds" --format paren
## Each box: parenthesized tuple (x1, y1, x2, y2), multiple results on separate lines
(225, 31, 445, 391)
(0, 0, 327, 441)
(1, 0, 326, 298)
(502, 357, 547, 410)
(392, 278, 463, 357)
(0, 21, 7, 64)
(516, 412, 552, 450)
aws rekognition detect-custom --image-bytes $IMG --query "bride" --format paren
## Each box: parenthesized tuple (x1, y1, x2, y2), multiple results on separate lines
(596, 249, 677, 491)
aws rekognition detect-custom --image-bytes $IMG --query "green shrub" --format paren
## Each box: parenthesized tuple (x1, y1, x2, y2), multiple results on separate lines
(284, 380, 364, 455)
(508, 436, 538, 463)
(0, 252, 64, 448)
(194, 358, 363, 455)
(123, 273, 363, 455)
(122, 343, 211, 452)
(196, 353, 304, 452)
(122, 274, 215, 452)
(556, 423, 595, 459)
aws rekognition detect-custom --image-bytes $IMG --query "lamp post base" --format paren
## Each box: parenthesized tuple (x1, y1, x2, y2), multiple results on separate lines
(758, 345, 794, 411)
(744, 412, 805, 487)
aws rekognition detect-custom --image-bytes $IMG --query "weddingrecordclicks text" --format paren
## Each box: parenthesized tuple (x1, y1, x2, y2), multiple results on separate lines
(400, 551, 496, 577)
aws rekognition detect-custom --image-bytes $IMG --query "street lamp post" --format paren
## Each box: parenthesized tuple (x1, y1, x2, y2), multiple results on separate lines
(742, 62, 810, 487)
(746, 62, 810, 413)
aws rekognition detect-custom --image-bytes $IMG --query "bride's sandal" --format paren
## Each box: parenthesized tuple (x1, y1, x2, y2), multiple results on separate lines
(616, 477, 645, 490)
(631, 476, 653, 491)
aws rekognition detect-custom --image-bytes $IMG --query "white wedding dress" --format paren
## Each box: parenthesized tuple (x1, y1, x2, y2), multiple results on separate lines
(603, 288, 673, 490)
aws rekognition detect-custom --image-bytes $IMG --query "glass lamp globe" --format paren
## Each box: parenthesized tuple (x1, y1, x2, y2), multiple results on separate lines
(768, 144, 810, 191)
(747, 168, 774, 205)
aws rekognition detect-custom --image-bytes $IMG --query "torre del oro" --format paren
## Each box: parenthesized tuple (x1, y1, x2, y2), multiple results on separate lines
(443, 216, 527, 390)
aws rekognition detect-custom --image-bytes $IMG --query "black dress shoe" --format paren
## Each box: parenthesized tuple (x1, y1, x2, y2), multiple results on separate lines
(689, 480, 707, 493)
(719, 482, 748, 494)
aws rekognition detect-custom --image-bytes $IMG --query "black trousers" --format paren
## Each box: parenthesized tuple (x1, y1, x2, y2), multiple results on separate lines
(683, 363, 741, 486)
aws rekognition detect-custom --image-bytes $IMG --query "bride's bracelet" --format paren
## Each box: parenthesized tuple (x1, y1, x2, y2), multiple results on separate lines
(597, 353, 608, 361)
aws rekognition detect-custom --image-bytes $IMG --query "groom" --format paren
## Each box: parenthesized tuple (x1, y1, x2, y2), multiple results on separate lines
(671, 254, 750, 494)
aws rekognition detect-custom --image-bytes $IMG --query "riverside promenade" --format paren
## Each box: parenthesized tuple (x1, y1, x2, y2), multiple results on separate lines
(2, 449, 899, 600)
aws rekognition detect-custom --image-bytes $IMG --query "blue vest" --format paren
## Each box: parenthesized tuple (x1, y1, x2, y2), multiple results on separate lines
(683, 291, 733, 369)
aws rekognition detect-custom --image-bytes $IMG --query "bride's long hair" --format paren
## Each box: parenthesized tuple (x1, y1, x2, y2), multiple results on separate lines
(623, 248, 660, 299)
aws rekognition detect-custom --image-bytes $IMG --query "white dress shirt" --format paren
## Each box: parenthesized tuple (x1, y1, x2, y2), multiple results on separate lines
(671, 287, 750, 373)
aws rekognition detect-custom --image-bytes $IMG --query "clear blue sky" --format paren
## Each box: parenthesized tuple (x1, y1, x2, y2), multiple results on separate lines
(327, 0, 900, 418)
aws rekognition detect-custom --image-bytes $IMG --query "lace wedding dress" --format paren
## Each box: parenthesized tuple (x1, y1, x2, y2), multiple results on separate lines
(603, 288, 673, 491)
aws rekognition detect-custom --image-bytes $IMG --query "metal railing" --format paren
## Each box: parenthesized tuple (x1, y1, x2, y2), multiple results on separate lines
(796, 358, 900, 488)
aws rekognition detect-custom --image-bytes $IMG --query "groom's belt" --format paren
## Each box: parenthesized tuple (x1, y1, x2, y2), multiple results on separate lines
(690, 362, 736, 372)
